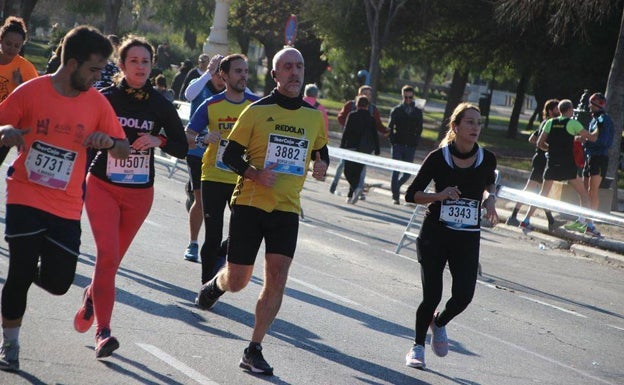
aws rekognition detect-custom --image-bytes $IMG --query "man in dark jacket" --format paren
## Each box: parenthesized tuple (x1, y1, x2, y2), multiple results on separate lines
(388, 85, 423, 204)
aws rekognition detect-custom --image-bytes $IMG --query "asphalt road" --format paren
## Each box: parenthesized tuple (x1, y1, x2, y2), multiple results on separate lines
(0, 159, 622, 385)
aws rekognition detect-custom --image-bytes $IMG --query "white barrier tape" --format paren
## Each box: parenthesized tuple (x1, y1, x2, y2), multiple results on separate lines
(328, 145, 624, 228)
(328, 146, 420, 175)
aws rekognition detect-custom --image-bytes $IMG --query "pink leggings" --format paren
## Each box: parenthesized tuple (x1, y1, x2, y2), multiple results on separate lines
(85, 174, 153, 334)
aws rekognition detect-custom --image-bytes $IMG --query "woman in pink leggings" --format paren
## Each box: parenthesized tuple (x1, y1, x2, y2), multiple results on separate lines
(73, 36, 188, 358)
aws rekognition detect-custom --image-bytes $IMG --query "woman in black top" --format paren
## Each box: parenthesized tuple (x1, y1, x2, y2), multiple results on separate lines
(340, 95, 379, 203)
(404, 103, 498, 369)
(73, 36, 187, 359)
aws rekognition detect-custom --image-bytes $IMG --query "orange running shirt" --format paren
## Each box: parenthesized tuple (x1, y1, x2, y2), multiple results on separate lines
(0, 75, 126, 220)
(0, 55, 38, 102)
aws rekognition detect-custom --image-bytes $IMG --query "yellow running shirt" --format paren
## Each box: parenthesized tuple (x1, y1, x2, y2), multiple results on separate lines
(227, 90, 328, 214)
(199, 91, 259, 183)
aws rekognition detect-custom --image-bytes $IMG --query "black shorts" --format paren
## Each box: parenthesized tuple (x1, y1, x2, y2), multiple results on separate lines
(543, 162, 578, 181)
(227, 205, 299, 265)
(186, 154, 202, 192)
(5, 204, 81, 256)
(583, 154, 608, 178)
(529, 152, 547, 183)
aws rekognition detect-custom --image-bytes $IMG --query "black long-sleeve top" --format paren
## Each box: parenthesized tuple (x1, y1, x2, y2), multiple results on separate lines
(89, 81, 188, 188)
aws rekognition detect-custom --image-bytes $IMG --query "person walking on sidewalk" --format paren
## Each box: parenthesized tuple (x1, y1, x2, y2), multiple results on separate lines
(340, 95, 379, 204)
(185, 53, 259, 286)
(404, 103, 498, 369)
(506, 99, 561, 231)
(0, 25, 129, 373)
(73, 36, 187, 359)
(583, 92, 614, 213)
(194, 47, 329, 376)
(519, 99, 600, 236)
(330, 85, 385, 197)
(389, 85, 423, 205)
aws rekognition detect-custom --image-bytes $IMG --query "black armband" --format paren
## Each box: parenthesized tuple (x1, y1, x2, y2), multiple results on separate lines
(222, 140, 250, 176)
(104, 138, 117, 150)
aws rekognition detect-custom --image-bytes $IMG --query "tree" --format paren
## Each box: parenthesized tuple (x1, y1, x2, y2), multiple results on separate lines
(361, 0, 408, 102)
(496, 0, 624, 209)
(103, 0, 123, 34)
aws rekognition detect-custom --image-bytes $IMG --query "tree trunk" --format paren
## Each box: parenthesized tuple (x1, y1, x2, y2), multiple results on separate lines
(19, 0, 37, 25)
(263, 42, 278, 96)
(368, 41, 381, 104)
(103, 0, 123, 35)
(184, 28, 197, 50)
(422, 61, 434, 100)
(438, 68, 469, 140)
(605, 8, 624, 210)
(507, 71, 529, 139)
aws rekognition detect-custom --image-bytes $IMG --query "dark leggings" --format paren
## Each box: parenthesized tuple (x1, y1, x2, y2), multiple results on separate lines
(343, 160, 364, 197)
(200, 180, 235, 284)
(2, 235, 78, 320)
(414, 224, 480, 346)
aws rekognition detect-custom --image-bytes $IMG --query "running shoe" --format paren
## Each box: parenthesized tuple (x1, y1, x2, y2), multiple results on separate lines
(74, 286, 94, 333)
(584, 225, 602, 238)
(393, 199, 400, 205)
(564, 220, 587, 233)
(519, 220, 534, 232)
(95, 328, 119, 358)
(184, 243, 199, 262)
(195, 279, 222, 310)
(349, 187, 363, 204)
(239, 343, 274, 375)
(505, 217, 520, 227)
(0, 340, 19, 372)
(429, 314, 449, 357)
(405, 344, 425, 369)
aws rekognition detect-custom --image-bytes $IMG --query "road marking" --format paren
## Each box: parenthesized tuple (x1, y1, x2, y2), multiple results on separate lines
(289, 276, 362, 307)
(606, 324, 624, 332)
(383, 248, 417, 262)
(144, 219, 164, 228)
(325, 230, 368, 245)
(137, 343, 220, 385)
(519, 295, 587, 318)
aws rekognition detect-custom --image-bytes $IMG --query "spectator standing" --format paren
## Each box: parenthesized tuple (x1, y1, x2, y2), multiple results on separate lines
(388, 85, 423, 204)
(303, 83, 329, 137)
(156, 41, 171, 71)
(154, 73, 175, 102)
(340, 95, 379, 203)
(180, 53, 210, 100)
(195, 47, 329, 375)
(506, 99, 561, 231)
(172, 59, 192, 100)
(93, 34, 120, 90)
(0, 25, 130, 373)
(583, 92, 614, 212)
(330, 85, 386, 197)
(519, 99, 600, 236)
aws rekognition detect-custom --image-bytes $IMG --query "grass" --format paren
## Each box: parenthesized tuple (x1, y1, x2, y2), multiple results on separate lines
(23, 40, 52, 72)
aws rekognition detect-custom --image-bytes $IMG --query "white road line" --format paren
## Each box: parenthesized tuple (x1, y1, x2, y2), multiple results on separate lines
(144, 219, 164, 228)
(519, 295, 587, 318)
(325, 230, 368, 245)
(289, 276, 362, 307)
(137, 343, 220, 385)
(294, 262, 616, 385)
(606, 324, 624, 332)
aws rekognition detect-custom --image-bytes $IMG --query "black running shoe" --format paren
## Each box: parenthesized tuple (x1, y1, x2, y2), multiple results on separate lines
(195, 279, 223, 310)
(239, 343, 273, 375)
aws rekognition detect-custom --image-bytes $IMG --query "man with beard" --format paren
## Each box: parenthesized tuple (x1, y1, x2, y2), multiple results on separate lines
(185, 54, 259, 286)
(0, 25, 130, 372)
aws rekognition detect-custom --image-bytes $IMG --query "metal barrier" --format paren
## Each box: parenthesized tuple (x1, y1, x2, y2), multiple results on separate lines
(153, 100, 191, 178)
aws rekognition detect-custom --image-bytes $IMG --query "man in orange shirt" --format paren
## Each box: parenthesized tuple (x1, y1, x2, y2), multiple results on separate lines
(0, 25, 130, 373)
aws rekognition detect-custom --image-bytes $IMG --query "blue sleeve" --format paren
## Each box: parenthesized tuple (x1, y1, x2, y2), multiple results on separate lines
(187, 99, 210, 133)
(598, 115, 615, 148)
